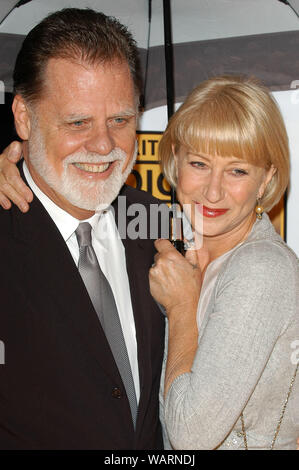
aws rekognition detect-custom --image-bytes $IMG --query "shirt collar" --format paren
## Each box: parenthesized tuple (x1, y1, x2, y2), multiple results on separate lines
(23, 161, 101, 242)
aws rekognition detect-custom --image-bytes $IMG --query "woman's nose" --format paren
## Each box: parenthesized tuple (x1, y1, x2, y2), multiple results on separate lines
(203, 170, 224, 203)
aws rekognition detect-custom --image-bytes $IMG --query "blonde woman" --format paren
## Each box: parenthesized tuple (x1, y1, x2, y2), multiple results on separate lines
(149, 76, 299, 449)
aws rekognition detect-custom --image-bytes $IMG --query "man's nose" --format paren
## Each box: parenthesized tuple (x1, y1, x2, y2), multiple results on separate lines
(85, 125, 114, 155)
(203, 170, 225, 203)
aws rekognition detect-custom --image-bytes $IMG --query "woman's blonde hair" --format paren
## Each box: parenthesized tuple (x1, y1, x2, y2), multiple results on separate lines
(159, 75, 290, 211)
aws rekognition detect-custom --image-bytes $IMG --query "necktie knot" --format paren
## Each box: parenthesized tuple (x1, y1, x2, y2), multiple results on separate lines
(76, 222, 92, 247)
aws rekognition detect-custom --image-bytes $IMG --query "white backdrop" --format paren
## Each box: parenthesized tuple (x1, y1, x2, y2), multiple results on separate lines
(275, 90, 299, 255)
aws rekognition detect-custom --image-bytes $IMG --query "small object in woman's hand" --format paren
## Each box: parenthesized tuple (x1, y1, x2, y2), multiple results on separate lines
(170, 239, 185, 255)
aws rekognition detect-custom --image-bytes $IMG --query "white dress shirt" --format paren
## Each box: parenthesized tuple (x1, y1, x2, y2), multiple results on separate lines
(23, 162, 140, 402)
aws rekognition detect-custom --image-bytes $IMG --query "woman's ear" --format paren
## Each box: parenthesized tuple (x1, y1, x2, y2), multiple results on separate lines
(171, 143, 177, 160)
(12, 95, 31, 140)
(171, 144, 178, 177)
(258, 165, 277, 199)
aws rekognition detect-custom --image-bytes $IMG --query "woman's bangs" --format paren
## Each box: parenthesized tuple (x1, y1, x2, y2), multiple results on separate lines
(176, 102, 267, 167)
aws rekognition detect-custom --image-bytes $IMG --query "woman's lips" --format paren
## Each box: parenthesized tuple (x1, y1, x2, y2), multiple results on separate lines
(196, 203, 229, 218)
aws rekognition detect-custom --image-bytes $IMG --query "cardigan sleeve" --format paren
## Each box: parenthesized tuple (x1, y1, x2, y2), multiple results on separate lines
(163, 240, 297, 449)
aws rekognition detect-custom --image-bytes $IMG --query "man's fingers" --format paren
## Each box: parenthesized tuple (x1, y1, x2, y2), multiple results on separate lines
(0, 195, 12, 210)
(0, 141, 32, 210)
(0, 164, 33, 204)
(0, 184, 30, 212)
(5, 141, 23, 163)
(5, 174, 33, 203)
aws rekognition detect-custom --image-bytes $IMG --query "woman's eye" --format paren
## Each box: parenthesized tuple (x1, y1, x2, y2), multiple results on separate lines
(190, 161, 206, 168)
(232, 168, 248, 176)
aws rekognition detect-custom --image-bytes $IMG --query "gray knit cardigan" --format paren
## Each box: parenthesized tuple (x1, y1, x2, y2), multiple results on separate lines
(160, 214, 299, 450)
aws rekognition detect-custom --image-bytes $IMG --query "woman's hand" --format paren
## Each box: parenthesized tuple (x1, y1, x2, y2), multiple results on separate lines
(0, 141, 33, 212)
(149, 239, 209, 396)
(149, 239, 203, 315)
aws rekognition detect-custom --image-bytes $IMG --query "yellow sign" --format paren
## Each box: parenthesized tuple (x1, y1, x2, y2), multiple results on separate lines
(126, 132, 171, 202)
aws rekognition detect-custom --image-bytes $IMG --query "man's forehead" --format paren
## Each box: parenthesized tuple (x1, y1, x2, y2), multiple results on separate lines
(44, 57, 133, 87)
(39, 57, 137, 111)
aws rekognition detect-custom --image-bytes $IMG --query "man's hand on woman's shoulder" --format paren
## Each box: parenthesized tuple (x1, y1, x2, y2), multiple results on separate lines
(0, 141, 33, 212)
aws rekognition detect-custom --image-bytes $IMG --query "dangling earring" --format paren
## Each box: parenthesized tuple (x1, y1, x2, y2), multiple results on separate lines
(255, 198, 264, 219)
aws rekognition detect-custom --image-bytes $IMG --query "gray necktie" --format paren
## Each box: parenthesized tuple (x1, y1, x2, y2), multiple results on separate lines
(75, 222, 137, 428)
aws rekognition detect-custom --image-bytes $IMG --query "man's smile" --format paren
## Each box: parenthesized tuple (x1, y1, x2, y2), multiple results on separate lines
(72, 161, 114, 175)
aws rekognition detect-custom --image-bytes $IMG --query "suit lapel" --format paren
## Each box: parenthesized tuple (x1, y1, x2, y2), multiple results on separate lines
(122, 236, 152, 399)
(113, 187, 156, 428)
(11, 189, 123, 386)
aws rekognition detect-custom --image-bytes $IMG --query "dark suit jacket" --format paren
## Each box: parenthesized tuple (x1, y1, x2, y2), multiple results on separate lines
(0, 175, 165, 449)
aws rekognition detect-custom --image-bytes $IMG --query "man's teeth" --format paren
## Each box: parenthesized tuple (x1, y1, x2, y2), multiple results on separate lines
(73, 162, 110, 173)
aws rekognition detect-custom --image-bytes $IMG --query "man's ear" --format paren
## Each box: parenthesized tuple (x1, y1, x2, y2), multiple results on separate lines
(12, 95, 32, 140)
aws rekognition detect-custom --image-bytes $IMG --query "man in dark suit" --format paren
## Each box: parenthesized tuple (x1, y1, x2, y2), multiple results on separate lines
(0, 8, 165, 449)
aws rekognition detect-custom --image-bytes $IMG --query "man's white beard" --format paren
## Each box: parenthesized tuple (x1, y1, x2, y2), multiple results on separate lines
(28, 124, 137, 211)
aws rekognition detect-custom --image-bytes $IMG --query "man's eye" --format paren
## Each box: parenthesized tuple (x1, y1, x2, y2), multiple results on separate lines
(67, 120, 86, 129)
(72, 121, 84, 127)
(114, 117, 127, 125)
(108, 117, 129, 128)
